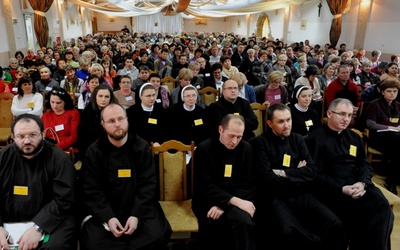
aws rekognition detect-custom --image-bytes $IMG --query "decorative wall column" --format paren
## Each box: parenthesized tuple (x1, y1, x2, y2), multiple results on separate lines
(354, 0, 372, 50)
(2, 0, 17, 56)
(283, 6, 290, 42)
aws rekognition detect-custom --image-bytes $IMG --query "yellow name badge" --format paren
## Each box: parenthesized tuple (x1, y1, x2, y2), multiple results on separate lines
(349, 145, 357, 157)
(305, 120, 313, 127)
(27, 102, 35, 108)
(194, 119, 203, 126)
(14, 186, 28, 196)
(390, 117, 399, 123)
(148, 118, 157, 124)
(224, 165, 232, 177)
(118, 169, 131, 178)
(233, 113, 240, 116)
(283, 154, 291, 167)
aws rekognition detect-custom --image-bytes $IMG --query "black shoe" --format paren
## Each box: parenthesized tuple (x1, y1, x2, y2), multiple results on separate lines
(385, 183, 398, 195)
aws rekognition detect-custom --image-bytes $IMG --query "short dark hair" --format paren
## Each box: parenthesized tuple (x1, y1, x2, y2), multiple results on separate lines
(266, 103, 290, 121)
(148, 73, 161, 81)
(12, 113, 44, 135)
(211, 63, 223, 73)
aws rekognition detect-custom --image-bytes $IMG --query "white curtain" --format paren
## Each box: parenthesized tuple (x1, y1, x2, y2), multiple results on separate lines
(134, 12, 182, 35)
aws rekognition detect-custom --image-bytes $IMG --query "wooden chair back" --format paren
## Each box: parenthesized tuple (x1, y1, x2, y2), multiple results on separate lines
(0, 92, 14, 128)
(151, 140, 198, 234)
(250, 102, 268, 137)
(198, 86, 219, 106)
(161, 76, 176, 93)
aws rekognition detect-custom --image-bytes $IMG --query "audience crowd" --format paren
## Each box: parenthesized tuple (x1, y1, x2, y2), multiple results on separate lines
(1, 29, 399, 250)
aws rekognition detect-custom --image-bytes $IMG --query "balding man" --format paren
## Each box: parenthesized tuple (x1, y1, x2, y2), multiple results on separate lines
(80, 103, 171, 250)
(192, 114, 256, 250)
(208, 79, 258, 140)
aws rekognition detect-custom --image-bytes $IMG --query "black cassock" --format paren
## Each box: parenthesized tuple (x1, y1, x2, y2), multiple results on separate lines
(0, 141, 76, 249)
(80, 133, 171, 250)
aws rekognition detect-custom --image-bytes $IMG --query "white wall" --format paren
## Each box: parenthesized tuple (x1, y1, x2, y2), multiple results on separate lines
(95, 12, 130, 32)
(364, 0, 400, 53)
(183, 17, 231, 34)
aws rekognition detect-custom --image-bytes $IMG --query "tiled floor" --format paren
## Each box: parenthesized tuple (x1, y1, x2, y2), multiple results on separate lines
(372, 175, 400, 250)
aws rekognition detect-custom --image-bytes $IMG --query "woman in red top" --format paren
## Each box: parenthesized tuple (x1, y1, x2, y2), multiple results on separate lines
(42, 86, 80, 151)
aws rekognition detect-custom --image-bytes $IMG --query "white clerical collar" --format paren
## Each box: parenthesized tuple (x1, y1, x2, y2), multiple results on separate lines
(183, 103, 195, 111)
(141, 104, 154, 112)
(295, 103, 308, 112)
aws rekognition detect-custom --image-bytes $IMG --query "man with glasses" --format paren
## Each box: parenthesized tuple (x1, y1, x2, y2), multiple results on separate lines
(209, 79, 258, 141)
(306, 98, 394, 250)
(80, 103, 171, 250)
(0, 114, 76, 249)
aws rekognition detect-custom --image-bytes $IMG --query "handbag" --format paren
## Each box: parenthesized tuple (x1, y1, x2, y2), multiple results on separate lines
(43, 127, 74, 161)
(43, 127, 59, 144)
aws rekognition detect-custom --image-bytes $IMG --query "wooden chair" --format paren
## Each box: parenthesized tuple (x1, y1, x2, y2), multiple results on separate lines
(198, 86, 219, 106)
(151, 140, 198, 241)
(250, 102, 268, 137)
(351, 129, 400, 209)
(0, 92, 14, 148)
(161, 76, 176, 93)
(363, 129, 384, 164)
(320, 94, 328, 124)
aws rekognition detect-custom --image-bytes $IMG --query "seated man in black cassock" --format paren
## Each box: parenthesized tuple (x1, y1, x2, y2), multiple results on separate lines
(250, 103, 345, 250)
(0, 114, 76, 250)
(305, 98, 394, 250)
(208, 79, 258, 141)
(192, 114, 257, 250)
(80, 103, 171, 250)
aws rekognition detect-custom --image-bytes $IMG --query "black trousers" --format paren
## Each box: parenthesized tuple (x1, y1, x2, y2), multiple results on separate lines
(256, 193, 346, 250)
(318, 186, 394, 250)
(196, 206, 256, 250)
(79, 213, 171, 250)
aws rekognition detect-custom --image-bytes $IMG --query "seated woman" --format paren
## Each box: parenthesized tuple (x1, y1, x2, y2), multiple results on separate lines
(127, 83, 165, 146)
(78, 84, 116, 158)
(4, 57, 19, 81)
(294, 65, 322, 102)
(380, 62, 399, 82)
(11, 76, 43, 117)
(365, 79, 400, 194)
(60, 65, 84, 106)
(34, 66, 60, 94)
(221, 55, 239, 79)
(230, 72, 256, 103)
(42, 86, 80, 151)
(77, 75, 100, 110)
(5, 66, 29, 95)
(81, 63, 113, 91)
(317, 62, 337, 92)
(113, 75, 135, 109)
(167, 85, 210, 146)
(101, 55, 117, 88)
(288, 85, 320, 137)
(255, 71, 289, 106)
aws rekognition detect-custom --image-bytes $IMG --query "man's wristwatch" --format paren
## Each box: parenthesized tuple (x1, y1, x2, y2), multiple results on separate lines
(34, 224, 43, 234)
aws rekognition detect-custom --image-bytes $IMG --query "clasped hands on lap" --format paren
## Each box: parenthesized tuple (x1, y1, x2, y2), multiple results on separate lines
(107, 216, 139, 238)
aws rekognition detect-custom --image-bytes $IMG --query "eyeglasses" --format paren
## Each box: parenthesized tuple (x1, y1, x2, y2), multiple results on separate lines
(15, 132, 41, 140)
(223, 87, 239, 91)
(103, 116, 127, 125)
(51, 89, 66, 95)
(330, 110, 353, 119)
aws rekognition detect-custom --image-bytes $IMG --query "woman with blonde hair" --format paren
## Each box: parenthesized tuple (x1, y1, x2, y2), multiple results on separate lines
(229, 72, 256, 103)
(255, 71, 289, 106)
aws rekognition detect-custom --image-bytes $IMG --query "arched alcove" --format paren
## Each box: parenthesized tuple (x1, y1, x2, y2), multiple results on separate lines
(256, 13, 272, 39)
